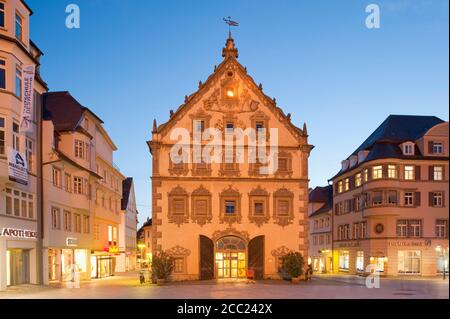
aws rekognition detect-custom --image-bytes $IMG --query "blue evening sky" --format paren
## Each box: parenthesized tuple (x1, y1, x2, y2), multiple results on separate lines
(28, 0, 449, 225)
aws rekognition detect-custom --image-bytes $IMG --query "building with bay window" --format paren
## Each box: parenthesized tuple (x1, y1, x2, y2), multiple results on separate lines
(331, 115, 449, 276)
(147, 33, 312, 281)
(0, 0, 47, 291)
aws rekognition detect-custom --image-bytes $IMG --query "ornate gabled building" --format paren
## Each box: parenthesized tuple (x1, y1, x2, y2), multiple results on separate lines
(147, 34, 313, 280)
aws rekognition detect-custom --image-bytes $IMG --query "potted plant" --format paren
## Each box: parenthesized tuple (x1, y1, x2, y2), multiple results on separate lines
(280, 252, 305, 284)
(151, 250, 174, 285)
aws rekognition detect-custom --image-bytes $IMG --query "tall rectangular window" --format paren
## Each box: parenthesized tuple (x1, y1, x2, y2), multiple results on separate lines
(51, 207, 61, 230)
(73, 177, 83, 194)
(0, 58, 5, 89)
(433, 166, 443, 181)
(52, 167, 61, 188)
(0, 116, 5, 155)
(15, 13, 23, 40)
(433, 192, 443, 207)
(15, 68, 22, 98)
(404, 166, 414, 180)
(404, 192, 414, 206)
(74, 214, 81, 233)
(64, 173, 71, 192)
(0, 3, 5, 28)
(83, 216, 90, 233)
(388, 165, 397, 178)
(25, 138, 33, 172)
(355, 173, 362, 187)
(359, 222, 367, 239)
(63, 210, 71, 231)
(436, 220, 448, 238)
(12, 122, 19, 151)
(74, 140, 84, 159)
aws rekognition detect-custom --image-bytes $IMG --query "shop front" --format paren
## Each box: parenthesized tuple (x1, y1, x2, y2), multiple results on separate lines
(0, 225, 38, 290)
(90, 250, 117, 279)
(47, 247, 90, 283)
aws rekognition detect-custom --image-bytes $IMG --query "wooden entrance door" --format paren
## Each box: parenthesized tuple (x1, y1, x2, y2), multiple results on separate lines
(199, 235, 214, 280)
(248, 235, 264, 280)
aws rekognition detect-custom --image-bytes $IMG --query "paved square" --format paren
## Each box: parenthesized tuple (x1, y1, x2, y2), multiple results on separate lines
(0, 272, 448, 299)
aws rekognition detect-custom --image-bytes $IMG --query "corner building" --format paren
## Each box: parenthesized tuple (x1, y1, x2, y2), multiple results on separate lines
(331, 115, 449, 276)
(148, 35, 312, 280)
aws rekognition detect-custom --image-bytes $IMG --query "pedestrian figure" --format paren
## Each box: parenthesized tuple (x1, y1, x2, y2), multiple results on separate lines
(139, 271, 145, 284)
(306, 264, 313, 281)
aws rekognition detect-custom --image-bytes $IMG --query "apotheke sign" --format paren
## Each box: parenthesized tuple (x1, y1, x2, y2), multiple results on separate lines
(1, 228, 37, 239)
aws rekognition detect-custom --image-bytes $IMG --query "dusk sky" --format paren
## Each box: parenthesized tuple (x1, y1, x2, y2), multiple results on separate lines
(28, 0, 449, 226)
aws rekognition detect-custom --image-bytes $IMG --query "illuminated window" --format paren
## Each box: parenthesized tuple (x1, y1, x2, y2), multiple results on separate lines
(433, 166, 443, 181)
(344, 178, 349, 191)
(108, 225, 113, 242)
(356, 251, 364, 272)
(74, 249, 87, 273)
(337, 181, 343, 193)
(0, 117, 4, 155)
(404, 166, 414, 180)
(355, 173, 362, 187)
(388, 165, 397, 178)
(363, 169, 369, 182)
(398, 251, 421, 274)
(372, 166, 382, 179)
(338, 251, 349, 271)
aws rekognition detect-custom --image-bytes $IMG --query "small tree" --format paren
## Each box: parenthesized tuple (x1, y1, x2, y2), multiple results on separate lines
(280, 252, 305, 279)
(151, 251, 174, 280)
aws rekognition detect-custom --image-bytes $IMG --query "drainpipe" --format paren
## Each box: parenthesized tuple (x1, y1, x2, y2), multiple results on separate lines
(37, 93, 44, 286)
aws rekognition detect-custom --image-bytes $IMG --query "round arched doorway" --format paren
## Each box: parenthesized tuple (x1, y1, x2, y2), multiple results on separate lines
(215, 236, 246, 278)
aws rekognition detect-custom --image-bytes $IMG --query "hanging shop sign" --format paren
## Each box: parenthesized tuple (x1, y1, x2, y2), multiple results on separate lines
(20, 65, 35, 133)
(7, 148, 28, 185)
(1, 227, 37, 239)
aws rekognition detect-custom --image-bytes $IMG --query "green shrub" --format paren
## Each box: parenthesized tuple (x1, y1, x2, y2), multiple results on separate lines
(151, 251, 174, 280)
(280, 252, 305, 279)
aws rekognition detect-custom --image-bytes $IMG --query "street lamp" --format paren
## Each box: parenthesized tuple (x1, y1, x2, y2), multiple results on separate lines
(435, 245, 447, 280)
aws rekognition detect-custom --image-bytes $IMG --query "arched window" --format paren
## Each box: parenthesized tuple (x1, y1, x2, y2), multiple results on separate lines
(217, 236, 246, 251)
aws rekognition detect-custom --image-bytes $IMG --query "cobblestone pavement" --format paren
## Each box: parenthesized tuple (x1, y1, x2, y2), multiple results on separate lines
(0, 272, 448, 299)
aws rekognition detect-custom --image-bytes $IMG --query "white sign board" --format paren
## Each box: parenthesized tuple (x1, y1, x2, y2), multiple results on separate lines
(20, 65, 35, 133)
(8, 147, 28, 185)
(1, 228, 37, 239)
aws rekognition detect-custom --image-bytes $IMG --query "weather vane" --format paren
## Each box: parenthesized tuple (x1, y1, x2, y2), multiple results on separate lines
(223, 16, 239, 34)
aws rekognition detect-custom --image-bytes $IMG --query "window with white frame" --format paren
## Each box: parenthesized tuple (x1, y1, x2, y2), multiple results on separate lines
(74, 214, 81, 233)
(12, 122, 19, 151)
(352, 223, 359, 239)
(343, 224, 350, 240)
(396, 219, 408, 237)
(432, 142, 444, 154)
(83, 215, 90, 233)
(398, 250, 421, 274)
(433, 166, 443, 181)
(388, 165, 397, 178)
(52, 167, 62, 188)
(15, 13, 23, 41)
(359, 222, 367, 239)
(0, 116, 5, 155)
(404, 165, 414, 180)
(397, 219, 422, 237)
(404, 192, 414, 206)
(436, 219, 448, 238)
(64, 173, 71, 192)
(51, 207, 61, 229)
(63, 210, 71, 231)
(25, 138, 33, 172)
(403, 143, 414, 155)
(433, 192, 443, 207)
(372, 165, 382, 179)
(73, 177, 83, 194)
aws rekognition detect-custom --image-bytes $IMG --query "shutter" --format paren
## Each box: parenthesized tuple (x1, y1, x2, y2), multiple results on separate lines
(443, 166, 446, 181)
(443, 191, 446, 207)
(428, 141, 434, 154)
(429, 166, 434, 181)
(429, 192, 434, 207)
(382, 165, 388, 179)
(415, 166, 421, 181)
(414, 192, 421, 206)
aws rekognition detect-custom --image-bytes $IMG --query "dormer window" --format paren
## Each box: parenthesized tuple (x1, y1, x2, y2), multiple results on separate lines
(403, 143, 414, 156)
(432, 142, 443, 154)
